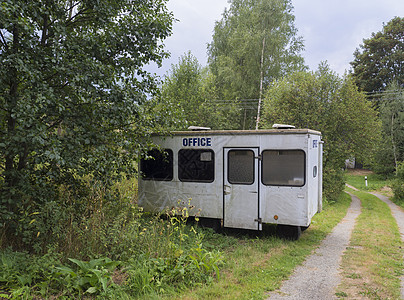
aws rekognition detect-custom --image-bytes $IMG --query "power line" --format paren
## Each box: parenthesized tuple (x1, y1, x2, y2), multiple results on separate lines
(365, 89, 402, 95)
(365, 90, 403, 101)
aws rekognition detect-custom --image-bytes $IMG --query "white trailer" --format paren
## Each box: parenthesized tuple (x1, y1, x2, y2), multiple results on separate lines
(138, 127, 323, 240)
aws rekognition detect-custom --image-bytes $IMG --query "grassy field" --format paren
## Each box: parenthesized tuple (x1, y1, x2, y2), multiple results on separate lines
(344, 169, 394, 194)
(172, 193, 352, 300)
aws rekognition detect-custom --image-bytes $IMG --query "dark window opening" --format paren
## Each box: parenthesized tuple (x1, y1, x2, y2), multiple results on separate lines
(179, 149, 214, 182)
(228, 150, 254, 185)
(140, 149, 173, 181)
(262, 150, 305, 186)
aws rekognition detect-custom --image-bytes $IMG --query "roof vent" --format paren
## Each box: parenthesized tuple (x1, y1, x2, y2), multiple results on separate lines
(188, 126, 211, 131)
(272, 124, 295, 129)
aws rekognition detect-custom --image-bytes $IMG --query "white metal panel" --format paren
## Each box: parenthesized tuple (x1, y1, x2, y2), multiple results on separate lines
(260, 187, 307, 226)
(138, 130, 323, 231)
(223, 148, 260, 230)
(307, 134, 321, 219)
(259, 134, 310, 226)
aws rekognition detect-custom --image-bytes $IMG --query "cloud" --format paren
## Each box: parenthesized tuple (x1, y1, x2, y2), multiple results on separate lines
(147, 0, 403, 77)
(148, 0, 230, 77)
(293, 0, 404, 74)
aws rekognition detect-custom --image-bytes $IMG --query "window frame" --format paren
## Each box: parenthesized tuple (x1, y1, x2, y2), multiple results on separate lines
(140, 148, 174, 181)
(261, 149, 306, 187)
(178, 149, 215, 183)
(227, 149, 255, 185)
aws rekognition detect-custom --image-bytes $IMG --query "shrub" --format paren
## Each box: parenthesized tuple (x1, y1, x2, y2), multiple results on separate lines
(323, 167, 345, 202)
(391, 162, 404, 201)
(0, 177, 224, 298)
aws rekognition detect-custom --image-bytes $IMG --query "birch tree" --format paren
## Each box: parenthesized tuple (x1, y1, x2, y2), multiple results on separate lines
(207, 0, 306, 129)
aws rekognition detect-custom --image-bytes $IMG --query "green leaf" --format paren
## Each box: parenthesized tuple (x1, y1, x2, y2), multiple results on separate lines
(55, 266, 76, 277)
(86, 286, 98, 294)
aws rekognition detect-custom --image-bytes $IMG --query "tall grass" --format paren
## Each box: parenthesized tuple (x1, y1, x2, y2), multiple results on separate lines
(0, 177, 223, 299)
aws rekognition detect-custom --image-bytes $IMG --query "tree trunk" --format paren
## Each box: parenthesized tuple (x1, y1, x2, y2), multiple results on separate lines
(391, 113, 398, 169)
(255, 36, 265, 130)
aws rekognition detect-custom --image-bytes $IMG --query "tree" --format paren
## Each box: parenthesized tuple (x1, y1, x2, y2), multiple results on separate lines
(262, 63, 380, 200)
(160, 51, 240, 130)
(373, 82, 404, 174)
(0, 0, 173, 242)
(207, 0, 306, 129)
(351, 17, 404, 94)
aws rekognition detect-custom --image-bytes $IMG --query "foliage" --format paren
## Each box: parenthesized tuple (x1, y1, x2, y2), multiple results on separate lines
(0, 177, 224, 298)
(351, 17, 404, 94)
(0, 248, 62, 299)
(54, 257, 120, 296)
(374, 83, 404, 173)
(372, 136, 397, 176)
(207, 0, 306, 129)
(345, 172, 393, 191)
(0, 0, 174, 248)
(323, 167, 345, 203)
(391, 161, 404, 202)
(261, 63, 380, 200)
(159, 51, 240, 130)
(0, 251, 121, 298)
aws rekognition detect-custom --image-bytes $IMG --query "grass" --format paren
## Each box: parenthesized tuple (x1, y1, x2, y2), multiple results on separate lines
(345, 171, 393, 193)
(0, 177, 226, 299)
(3, 170, 400, 299)
(176, 171, 402, 300)
(335, 173, 404, 299)
(172, 193, 352, 299)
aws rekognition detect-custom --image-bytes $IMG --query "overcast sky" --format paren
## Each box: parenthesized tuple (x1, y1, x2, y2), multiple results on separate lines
(146, 0, 403, 77)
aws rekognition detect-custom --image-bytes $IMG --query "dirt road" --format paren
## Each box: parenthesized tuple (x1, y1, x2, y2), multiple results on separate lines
(267, 192, 361, 299)
(268, 187, 404, 299)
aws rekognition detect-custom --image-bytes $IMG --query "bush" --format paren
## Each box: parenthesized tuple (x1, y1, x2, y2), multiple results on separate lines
(391, 162, 404, 202)
(0, 248, 62, 299)
(372, 139, 396, 176)
(323, 167, 345, 202)
(0, 177, 224, 298)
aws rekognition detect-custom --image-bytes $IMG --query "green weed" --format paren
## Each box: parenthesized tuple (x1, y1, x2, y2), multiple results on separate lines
(0, 177, 224, 299)
(335, 291, 348, 297)
(54, 257, 120, 296)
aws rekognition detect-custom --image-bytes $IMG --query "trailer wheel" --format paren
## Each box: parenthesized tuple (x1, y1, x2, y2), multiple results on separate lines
(276, 225, 301, 240)
(199, 217, 221, 233)
(301, 224, 310, 232)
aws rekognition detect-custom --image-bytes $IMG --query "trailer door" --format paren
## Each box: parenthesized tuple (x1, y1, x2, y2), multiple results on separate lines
(223, 148, 260, 230)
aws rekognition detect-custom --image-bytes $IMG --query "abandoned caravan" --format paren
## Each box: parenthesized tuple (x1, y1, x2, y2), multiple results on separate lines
(138, 125, 323, 240)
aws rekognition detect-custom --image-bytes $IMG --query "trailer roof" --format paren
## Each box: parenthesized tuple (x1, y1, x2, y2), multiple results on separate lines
(165, 129, 321, 136)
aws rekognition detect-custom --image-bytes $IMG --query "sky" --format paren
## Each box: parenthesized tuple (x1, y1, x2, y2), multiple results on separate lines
(146, 0, 403, 78)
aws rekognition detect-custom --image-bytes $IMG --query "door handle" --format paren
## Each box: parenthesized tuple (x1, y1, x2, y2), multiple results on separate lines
(224, 185, 231, 195)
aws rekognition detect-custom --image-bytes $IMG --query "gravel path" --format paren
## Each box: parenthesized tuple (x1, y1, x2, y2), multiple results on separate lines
(370, 192, 404, 299)
(267, 192, 361, 300)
